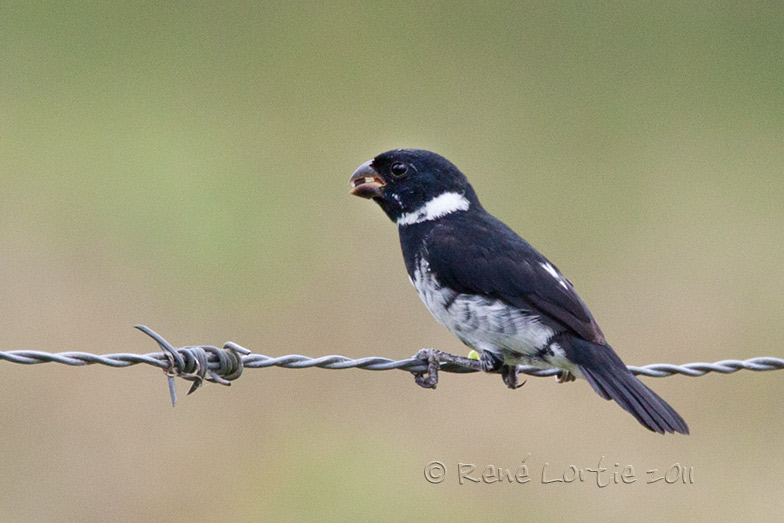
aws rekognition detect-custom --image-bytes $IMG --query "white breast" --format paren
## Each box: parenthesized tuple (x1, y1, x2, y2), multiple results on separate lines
(410, 257, 555, 366)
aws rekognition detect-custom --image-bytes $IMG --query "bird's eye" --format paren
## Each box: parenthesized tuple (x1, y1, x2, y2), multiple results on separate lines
(390, 162, 408, 177)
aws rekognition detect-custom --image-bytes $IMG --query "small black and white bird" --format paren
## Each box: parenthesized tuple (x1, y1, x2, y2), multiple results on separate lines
(349, 149, 689, 434)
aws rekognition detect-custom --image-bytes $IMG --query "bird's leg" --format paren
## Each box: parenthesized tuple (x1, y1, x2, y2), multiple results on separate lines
(479, 350, 504, 372)
(501, 364, 526, 390)
(555, 370, 576, 383)
(411, 349, 525, 389)
(478, 351, 525, 390)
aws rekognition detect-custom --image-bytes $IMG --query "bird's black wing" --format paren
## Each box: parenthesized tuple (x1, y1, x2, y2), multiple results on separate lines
(425, 213, 606, 344)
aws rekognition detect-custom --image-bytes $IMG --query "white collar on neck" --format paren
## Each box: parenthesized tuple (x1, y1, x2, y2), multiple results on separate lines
(396, 192, 471, 226)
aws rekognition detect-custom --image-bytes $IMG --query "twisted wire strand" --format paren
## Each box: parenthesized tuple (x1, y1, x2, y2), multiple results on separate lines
(235, 353, 784, 376)
(0, 326, 781, 380)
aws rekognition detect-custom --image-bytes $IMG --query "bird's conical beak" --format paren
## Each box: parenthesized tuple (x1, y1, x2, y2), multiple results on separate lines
(349, 160, 386, 199)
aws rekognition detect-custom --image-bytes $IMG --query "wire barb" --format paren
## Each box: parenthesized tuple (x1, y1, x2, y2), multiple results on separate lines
(134, 325, 249, 406)
(0, 326, 781, 405)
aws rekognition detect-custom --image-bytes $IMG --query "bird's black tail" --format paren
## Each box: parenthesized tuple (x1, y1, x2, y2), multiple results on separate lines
(562, 337, 689, 435)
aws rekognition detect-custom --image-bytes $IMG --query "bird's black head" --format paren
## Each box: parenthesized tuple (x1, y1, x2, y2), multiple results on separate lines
(349, 149, 481, 225)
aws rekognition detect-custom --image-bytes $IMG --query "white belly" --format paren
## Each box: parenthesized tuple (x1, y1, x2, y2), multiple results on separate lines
(410, 257, 557, 367)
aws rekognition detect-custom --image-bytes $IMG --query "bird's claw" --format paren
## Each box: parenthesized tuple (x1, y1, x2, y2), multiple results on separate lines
(480, 352, 525, 390)
(412, 348, 440, 389)
(501, 364, 526, 390)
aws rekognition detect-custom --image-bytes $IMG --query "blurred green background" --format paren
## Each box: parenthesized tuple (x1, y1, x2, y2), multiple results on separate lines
(2, 1, 783, 521)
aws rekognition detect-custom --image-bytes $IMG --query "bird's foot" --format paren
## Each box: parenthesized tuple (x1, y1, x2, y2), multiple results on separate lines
(501, 364, 526, 390)
(555, 370, 576, 383)
(412, 348, 440, 389)
(480, 351, 525, 390)
(411, 348, 483, 389)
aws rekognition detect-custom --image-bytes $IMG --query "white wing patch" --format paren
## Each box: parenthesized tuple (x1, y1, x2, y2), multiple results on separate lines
(396, 192, 470, 226)
(541, 262, 569, 290)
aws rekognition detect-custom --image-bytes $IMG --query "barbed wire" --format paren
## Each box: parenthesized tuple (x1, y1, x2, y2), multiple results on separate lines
(0, 325, 781, 404)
